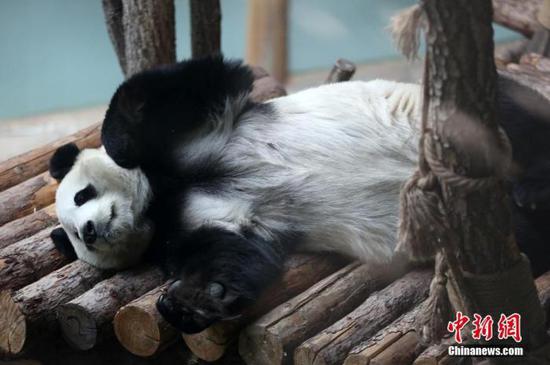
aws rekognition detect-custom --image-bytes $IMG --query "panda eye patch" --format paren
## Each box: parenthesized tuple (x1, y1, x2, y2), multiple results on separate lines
(74, 184, 97, 206)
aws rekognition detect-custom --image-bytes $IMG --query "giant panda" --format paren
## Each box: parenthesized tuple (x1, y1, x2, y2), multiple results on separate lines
(50, 56, 550, 334)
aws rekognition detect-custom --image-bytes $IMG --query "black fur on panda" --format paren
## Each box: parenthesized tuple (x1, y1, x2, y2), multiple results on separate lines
(49, 56, 550, 334)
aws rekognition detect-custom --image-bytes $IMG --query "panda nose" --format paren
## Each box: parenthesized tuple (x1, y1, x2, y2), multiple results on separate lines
(83, 220, 97, 244)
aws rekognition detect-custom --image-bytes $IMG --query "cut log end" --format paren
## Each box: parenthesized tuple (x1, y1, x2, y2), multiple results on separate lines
(0, 291, 26, 355)
(114, 305, 162, 357)
(183, 322, 239, 362)
(57, 304, 97, 351)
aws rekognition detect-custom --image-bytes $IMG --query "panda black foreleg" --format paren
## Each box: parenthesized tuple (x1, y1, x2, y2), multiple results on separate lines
(157, 226, 287, 334)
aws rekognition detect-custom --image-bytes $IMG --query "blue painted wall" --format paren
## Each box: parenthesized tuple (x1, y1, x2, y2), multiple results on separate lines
(0, 0, 520, 119)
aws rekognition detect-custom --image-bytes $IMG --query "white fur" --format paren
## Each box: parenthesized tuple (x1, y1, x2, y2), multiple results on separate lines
(55, 147, 154, 269)
(183, 80, 422, 263)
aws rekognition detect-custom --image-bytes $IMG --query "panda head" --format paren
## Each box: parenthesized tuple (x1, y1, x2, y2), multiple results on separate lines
(49, 143, 154, 269)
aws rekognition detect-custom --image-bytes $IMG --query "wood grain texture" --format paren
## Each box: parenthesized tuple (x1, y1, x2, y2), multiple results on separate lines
(0, 226, 71, 291)
(114, 283, 177, 357)
(294, 269, 432, 365)
(239, 261, 403, 365)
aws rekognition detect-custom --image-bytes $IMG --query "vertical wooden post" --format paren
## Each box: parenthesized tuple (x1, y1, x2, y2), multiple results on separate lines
(189, 0, 221, 58)
(246, 0, 288, 82)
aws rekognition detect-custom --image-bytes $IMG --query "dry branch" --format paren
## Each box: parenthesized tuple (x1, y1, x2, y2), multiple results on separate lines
(183, 254, 347, 362)
(0, 172, 58, 226)
(294, 269, 432, 365)
(190, 0, 221, 58)
(0, 261, 109, 355)
(57, 266, 165, 350)
(0, 123, 101, 193)
(0, 204, 56, 250)
(114, 282, 177, 357)
(0, 226, 71, 291)
(492, 0, 542, 38)
(239, 261, 404, 365)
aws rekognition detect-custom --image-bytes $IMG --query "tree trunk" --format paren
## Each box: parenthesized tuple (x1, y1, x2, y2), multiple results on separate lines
(102, 0, 176, 77)
(418, 0, 548, 355)
(190, 0, 221, 58)
(183, 254, 347, 362)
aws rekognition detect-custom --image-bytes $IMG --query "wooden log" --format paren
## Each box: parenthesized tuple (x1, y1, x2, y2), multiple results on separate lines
(0, 260, 110, 355)
(492, 0, 542, 38)
(0, 123, 101, 193)
(114, 282, 178, 357)
(0, 204, 57, 250)
(344, 300, 428, 365)
(57, 266, 165, 350)
(294, 269, 432, 365)
(239, 260, 406, 365)
(325, 59, 357, 83)
(370, 331, 421, 365)
(413, 343, 449, 365)
(183, 254, 348, 362)
(0, 226, 71, 291)
(0, 172, 58, 227)
(190, 0, 221, 58)
(246, 0, 288, 82)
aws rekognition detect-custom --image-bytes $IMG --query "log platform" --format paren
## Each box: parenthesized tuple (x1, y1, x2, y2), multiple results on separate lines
(0, 51, 549, 365)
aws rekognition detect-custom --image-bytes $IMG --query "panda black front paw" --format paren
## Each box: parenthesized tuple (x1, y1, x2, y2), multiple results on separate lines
(513, 179, 550, 211)
(50, 227, 77, 260)
(156, 279, 245, 334)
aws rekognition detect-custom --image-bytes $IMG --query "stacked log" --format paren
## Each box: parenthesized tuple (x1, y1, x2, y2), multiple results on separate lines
(182, 254, 348, 362)
(344, 301, 428, 365)
(57, 266, 165, 350)
(294, 269, 432, 365)
(0, 172, 58, 226)
(0, 226, 71, 291)
(239, 258, 406, 365)
(0, 261, 110, 355)
(0, 204, 57, 249)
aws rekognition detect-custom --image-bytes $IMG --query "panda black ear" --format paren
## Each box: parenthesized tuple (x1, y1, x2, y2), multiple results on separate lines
(49, 143, 80, 181)
(50, 227, 77, 260)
